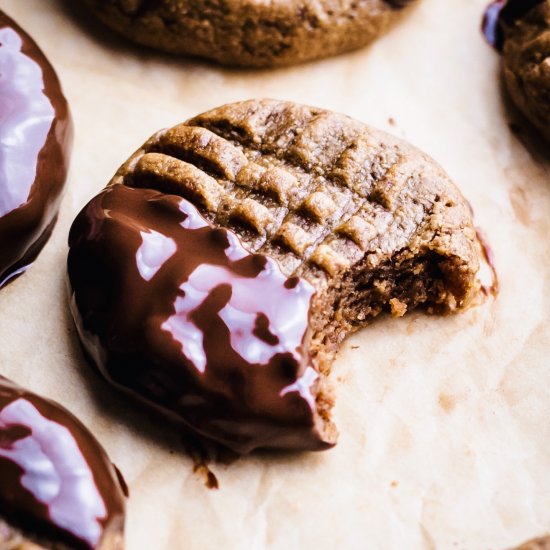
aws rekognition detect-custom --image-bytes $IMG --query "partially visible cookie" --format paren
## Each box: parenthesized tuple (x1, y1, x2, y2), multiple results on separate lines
(0, 11, 73, 287)
(512, 535, 550, 550)
(0, 376, 126, 550)
(483, 0, 550, 142)
(83, 0, 418, 67)
(68, 99, 494, 454)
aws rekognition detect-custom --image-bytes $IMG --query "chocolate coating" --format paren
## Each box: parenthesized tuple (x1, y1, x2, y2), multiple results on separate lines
(68, 185, 329, 454)
(0, 376, 126, 549)
(0, 10, 72, 287)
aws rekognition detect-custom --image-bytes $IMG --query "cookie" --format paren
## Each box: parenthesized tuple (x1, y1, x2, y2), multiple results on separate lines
(0, 11, 73, 288)
(483, 0, 550, 142)
(513, 536, 550, 550)
(83, 0, 418, 67)
(0, 376, 126, 549)
(68, 99, 493, 454)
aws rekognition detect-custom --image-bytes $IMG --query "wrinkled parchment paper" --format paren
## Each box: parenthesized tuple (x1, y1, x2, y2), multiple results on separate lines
(1, 0, 549, 548)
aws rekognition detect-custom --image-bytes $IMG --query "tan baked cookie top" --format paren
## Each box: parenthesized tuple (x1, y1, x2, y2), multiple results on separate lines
(113, 99, 483, 308)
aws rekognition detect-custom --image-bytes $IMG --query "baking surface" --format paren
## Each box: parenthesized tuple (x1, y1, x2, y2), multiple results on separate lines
(1, 0, 549, 548)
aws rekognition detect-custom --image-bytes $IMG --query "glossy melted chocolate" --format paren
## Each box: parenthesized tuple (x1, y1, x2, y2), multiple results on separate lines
(0, 11, 72, 287)
(68, 185, 331, 454)
(0, 376, 126, 549)
(482, 0, 544, 49)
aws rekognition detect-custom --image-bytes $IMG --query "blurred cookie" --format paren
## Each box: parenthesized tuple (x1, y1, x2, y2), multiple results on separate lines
(68, 99, 492, 454)
(483, 0, 550, 142)
(0, 376, 126, 549)
(512, 535, 550, 549)
(0, 11, 72, 287)
(83, 0, 418, 67)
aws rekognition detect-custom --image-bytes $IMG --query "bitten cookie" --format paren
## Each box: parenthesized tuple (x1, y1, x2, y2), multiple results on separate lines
(83, 0, 418, 67)
(68, 99, 494, 454)
(0, 11, 72, 287)
(0, 376, 126, 549)
(483, 0, 550, 142)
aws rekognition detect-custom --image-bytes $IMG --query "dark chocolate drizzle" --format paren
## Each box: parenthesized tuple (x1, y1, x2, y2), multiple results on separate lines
(0, 376, 126, 549)
(68, 185, 332, 454)
(482, 0, 545, 49)
(0, 10, 72, 287)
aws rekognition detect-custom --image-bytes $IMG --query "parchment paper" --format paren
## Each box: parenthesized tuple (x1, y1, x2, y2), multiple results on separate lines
(1, 0, 549, 548)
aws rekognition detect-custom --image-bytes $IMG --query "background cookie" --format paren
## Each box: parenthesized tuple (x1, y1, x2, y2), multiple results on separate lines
(513, 536, 550, 549)
(0, 11, 72, 288)
(0, 376, 126, 550)
(82, 0, 418, 67)
(68, 99, 491, 454)
(484, 0, 550, 142)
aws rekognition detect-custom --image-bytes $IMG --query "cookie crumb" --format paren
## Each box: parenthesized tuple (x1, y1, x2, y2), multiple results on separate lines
(390, 298, 407, 317)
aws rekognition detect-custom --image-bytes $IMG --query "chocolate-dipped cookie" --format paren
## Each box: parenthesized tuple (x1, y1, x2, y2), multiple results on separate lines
(0, 11, 72, 287)
(483, 0, 550, 142)
(68, 99, 493, 454)
(82, 0, 418, 68)
(0, 376, 126, 549)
